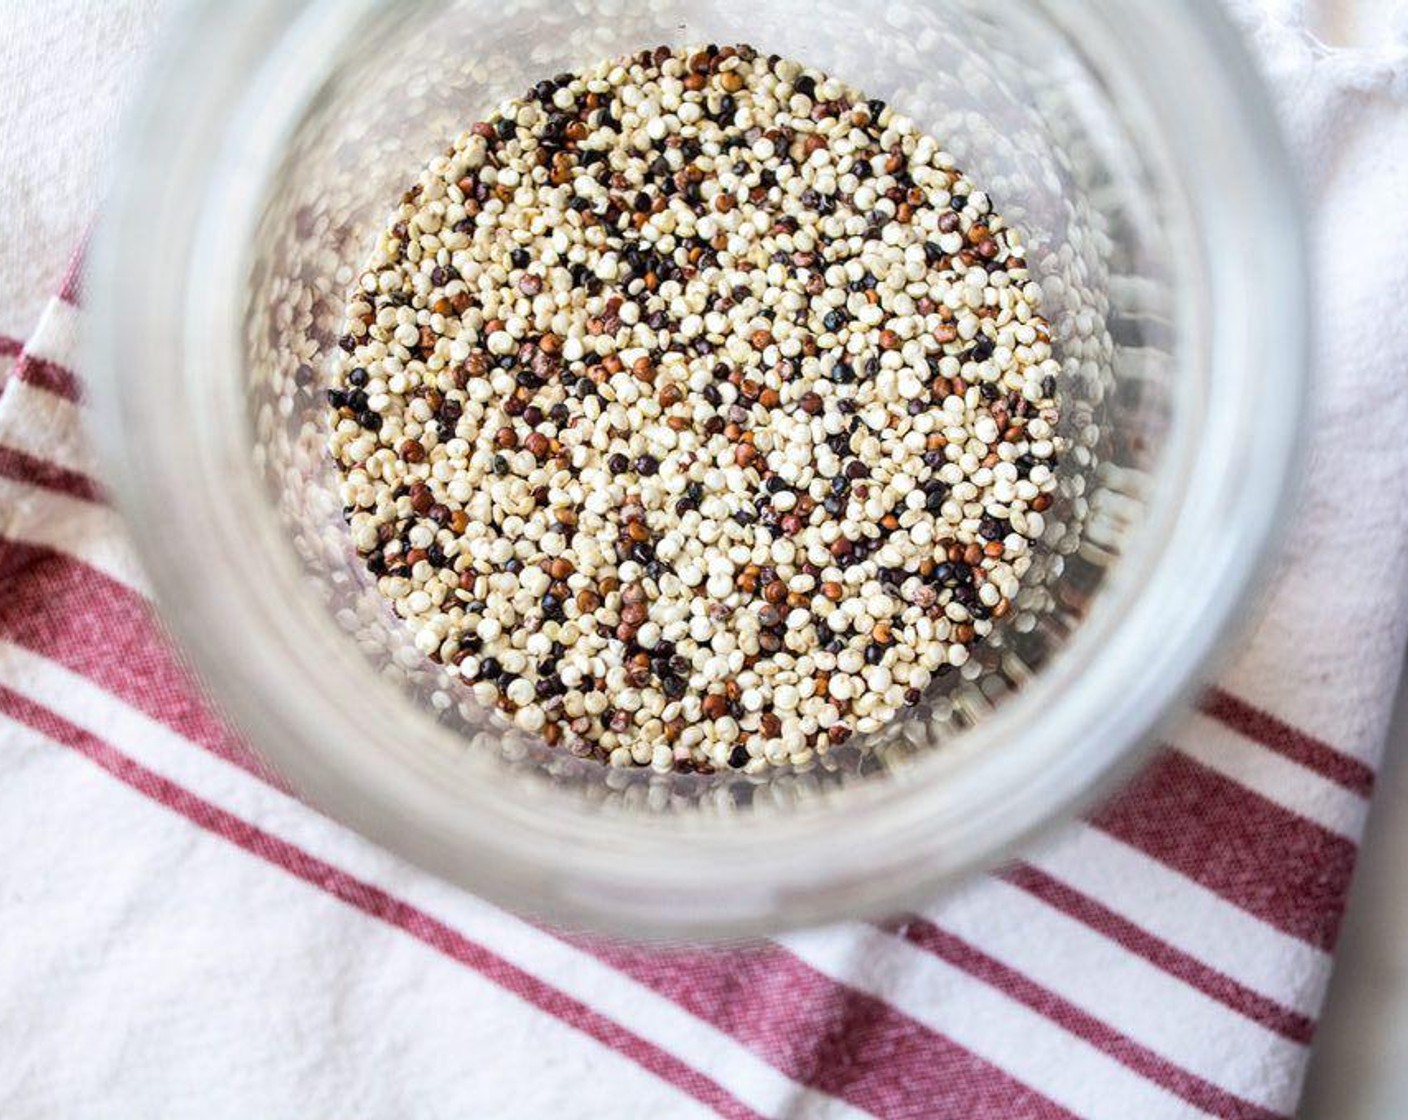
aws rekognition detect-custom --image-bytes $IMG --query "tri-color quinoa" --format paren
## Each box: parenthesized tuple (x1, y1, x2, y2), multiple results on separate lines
(328, 43, 1062, 773)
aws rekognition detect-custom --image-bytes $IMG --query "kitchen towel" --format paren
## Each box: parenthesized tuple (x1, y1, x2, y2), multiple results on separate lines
(1, 2, 1406, 1117)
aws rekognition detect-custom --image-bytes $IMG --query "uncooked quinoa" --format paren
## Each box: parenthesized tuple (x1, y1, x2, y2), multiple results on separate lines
(328, 43, 1062, 773)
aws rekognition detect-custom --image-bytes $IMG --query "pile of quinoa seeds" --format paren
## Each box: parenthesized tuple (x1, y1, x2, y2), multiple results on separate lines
(328, 43, 1062, 774)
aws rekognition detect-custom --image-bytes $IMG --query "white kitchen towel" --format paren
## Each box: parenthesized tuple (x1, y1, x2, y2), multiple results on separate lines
(1, 3, 1405, 1118)
(0, 0, 166, 377)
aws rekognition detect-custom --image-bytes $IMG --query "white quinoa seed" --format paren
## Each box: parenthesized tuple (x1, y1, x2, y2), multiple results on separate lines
(328, 43, 1062, 772)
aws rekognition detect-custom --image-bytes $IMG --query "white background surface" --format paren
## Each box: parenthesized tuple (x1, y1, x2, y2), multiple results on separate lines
(1300, 666, 1408, 1118)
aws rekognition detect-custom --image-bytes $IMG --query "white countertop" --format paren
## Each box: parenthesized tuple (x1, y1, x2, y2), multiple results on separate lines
(1299, 661, 1408, 1117)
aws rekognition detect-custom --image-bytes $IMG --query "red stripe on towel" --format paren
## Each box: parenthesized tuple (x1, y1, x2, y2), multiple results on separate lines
(14, 353, 82, 401)
(0, 446, 101, 502)
(1201, 687, 1374, 798)
(576, 936, 1081, 1120)
(1090, 752, 1357, 951)
(1003, 863, 1315, 1043)
(891, 917, 1286, 1120)
(0, 539, 273, 786)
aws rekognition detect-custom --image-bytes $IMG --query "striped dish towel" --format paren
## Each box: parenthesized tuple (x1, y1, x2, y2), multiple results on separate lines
(3, 6, 1407, 1120)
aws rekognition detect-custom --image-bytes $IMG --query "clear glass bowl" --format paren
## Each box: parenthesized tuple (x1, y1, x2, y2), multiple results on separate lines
(85, 0, 1306, 937)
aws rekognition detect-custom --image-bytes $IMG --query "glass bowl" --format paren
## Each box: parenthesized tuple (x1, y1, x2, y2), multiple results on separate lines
(85, 0, 1306, 937)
